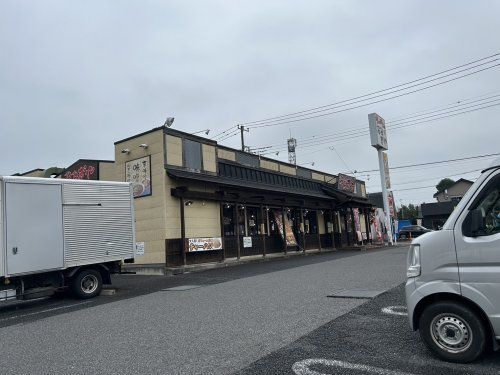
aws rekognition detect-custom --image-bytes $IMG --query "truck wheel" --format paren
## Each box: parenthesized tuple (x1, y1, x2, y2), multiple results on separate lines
(419, 301, 487, 363)
(400, 234, 407, 240)
(71, 268, 103, 299)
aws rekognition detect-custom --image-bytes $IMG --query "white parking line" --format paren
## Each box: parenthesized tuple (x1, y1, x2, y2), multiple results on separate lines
(0, 301, 93, 322)
(292, 358, 417, 375)
(381, 306, 408, 316)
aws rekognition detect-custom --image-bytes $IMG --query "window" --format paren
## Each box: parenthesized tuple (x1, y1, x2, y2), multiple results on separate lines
(183, 139, 202, 171)
(463, 174, 500, 237)
(222, 205, 236, 236)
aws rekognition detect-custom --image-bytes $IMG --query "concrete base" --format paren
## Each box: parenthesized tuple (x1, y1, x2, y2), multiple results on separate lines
(122, 244, 386, 276)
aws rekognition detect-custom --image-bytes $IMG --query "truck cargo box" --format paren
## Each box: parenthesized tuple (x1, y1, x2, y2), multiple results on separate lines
(0, 176, 135, 278)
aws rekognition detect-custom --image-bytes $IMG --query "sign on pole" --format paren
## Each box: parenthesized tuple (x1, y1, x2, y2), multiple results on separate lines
(368, 113, 393, 245)
(368, 113, 388, 150)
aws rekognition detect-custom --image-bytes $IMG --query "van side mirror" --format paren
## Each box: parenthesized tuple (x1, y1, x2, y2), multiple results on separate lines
(470, 208, 484, 236)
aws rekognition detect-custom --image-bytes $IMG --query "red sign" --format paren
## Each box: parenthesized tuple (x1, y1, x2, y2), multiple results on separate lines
(337, 173, 356, 193)
(62, 161, 98, 180)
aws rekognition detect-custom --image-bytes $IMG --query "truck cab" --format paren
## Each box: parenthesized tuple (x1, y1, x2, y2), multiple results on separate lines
(406, 157, 500, 363)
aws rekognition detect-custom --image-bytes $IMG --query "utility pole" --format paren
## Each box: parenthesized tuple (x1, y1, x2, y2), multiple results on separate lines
(239, 125, 249, 151)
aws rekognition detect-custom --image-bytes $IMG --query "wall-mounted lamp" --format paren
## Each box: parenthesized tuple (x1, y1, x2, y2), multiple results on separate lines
(225, 204, 231, 209)
(121, 149, 130, 154)
(164, 117, 175, 128)
(265, 207, 270, 211)
(185, 200, 193, 206)
(138, 144, 148, 149)
(320, 210, 324, 215)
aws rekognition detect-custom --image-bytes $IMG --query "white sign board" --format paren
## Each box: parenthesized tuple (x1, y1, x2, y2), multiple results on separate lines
(135, 242, 145, 256)
(368, 113, 388, 150)
(188, 237, 223, 252)
(243, 236, 252, 248)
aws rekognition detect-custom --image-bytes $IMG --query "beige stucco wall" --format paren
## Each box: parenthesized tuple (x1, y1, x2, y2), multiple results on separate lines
(115, 129, 166, 265)
(166, 135, 183, 166)
(202, 144, 217, 173)
(279, 164, 296, 175)
(311, 172, 325, 181)
(260, 159, 279, 172)
(217, 148, 236, 162)
(185, 200, 220, 238)
(317, 212, 326, 235)
(98, 162, 116, 181)
(360, 183, 366, 197)
(325, 175, 337, 184)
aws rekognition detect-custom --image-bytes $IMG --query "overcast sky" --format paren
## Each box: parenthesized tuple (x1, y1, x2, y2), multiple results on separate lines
(1, 0, 499, 205)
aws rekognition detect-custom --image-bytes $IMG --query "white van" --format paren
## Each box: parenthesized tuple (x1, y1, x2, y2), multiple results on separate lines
(406, 157, 500, 363)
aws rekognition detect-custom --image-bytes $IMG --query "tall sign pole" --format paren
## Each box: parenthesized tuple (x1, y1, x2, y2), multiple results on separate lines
(368, 113, 393, 246)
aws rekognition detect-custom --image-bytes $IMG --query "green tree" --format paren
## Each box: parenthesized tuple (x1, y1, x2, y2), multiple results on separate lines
(436, 178, 455, 193)
(398, 203, 418, 224)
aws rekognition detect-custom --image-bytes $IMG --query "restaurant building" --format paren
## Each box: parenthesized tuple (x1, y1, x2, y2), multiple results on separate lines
(97, 125, 372, 269)
(17, 126, 372, 269)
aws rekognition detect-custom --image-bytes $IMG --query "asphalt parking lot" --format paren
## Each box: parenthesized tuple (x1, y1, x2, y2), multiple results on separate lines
(0, 248, 389, 328)
(236, 284, 500, 375)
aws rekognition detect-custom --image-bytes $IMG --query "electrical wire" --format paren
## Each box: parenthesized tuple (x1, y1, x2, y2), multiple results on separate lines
(238, 53, 499, 127)
(258, 101, 500, 155)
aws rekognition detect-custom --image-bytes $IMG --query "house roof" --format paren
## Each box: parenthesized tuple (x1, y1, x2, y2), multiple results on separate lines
(433, 178, 474, 198)
(167, 161, 370, 207)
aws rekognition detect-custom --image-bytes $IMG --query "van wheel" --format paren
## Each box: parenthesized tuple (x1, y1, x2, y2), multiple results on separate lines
(419, 301, 486, 363)
(71, 268, 103, 299)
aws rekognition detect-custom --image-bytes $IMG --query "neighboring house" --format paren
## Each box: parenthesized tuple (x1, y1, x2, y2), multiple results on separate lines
(420, 178, 474, 230)
(433, 178, 473, 203)
(13, 167, 64, 178)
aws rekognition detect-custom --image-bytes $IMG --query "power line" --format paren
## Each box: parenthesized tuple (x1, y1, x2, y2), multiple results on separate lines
(238, 52, 499, 127)
(246, 63, 500, 130)
(258, 100, 500, 155)
(269, 92, 500, 148)
(355, 152, 500, 173)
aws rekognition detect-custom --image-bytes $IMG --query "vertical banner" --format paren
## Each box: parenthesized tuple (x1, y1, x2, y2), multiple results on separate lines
(353, 208, 362, 242)
(382, 152, 391, 189)
(125, 156, 152, 198)
(272, 210, 297, 246)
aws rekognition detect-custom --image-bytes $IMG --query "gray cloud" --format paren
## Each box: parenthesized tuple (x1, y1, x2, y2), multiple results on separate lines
(0, 0, 499, 203)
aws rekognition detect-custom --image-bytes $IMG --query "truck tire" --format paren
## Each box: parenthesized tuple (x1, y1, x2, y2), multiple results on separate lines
(71, 268, 103, 299)
(419, 301, 487, 363)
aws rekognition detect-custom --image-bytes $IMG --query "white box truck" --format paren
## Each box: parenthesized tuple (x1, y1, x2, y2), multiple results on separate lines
(0, 176, 135, 302)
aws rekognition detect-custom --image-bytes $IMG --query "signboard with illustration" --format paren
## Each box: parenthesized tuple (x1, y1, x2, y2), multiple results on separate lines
(188, 237, 223, 252)
(125, 156, 152, 198)
(62, 160, 99, 180)
(272, 210, 297, 246)
(337, 173, 356, 193)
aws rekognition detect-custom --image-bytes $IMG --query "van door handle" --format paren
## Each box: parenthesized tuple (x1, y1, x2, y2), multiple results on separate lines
(12, 247, 18, 255)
